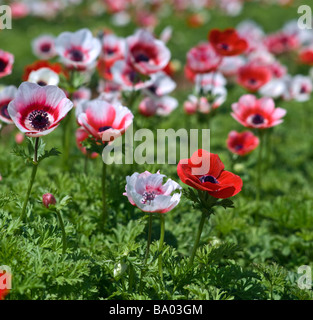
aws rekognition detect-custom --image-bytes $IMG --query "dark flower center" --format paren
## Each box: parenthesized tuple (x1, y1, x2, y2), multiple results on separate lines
(106, 48, 115, 55)
(98, 125, 112, 132)
(199, 175, 219, 184)
(220, 43, 229, 50)
(235, 144, 244, 151)
(135, 53, 150, 63)
(37, 80, 47, 86)
(69, 49, 84, 62)
(249, 78, 257, 85)
(300, 85, 307, 94)
(28, 110, 50, 131)
(40, 43, 51, 53)
(129, 70, 140, 83)
(0, 104, 10, 119)
(252, 114, 265, 125)
(141, 191, 156, 204)
(148, 85, 157, 94)
(0, 59, 8, 72)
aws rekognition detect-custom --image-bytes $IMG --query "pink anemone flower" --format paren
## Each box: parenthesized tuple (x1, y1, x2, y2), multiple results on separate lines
(0, 86, 18, 124)
(186, 42, 222, 75)
(55, 28, 101, 70)
(76, 99, 134, 143)
(0, 50, 14, 78)
(126, 29, 171, 75)
(231, 94, 286, 129)
(124, 171, 182, 214)
(8, 82, 73, 137)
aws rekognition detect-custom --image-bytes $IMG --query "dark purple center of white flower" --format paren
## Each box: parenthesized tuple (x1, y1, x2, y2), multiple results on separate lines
(0, 105, 10, 119)
(37, 80, 47, 86)
(98, 126, 112, 132)
(135, 53, 150, 63)
(0, 59, 7, 72)
(141, 191, 156, 204)
(28, 110, 50, 131)
(69, 49, 84, 62)
(106, 48, 115, 55)
(40, 43, 51, 53)
(148, 85, 157, 94)
(252, 114, 265, 125)
(300, 85, 308, 94)
(199, 175, 219, 184)
(129, 70, 140, 83)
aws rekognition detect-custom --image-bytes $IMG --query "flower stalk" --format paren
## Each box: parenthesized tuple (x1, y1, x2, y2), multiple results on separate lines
(158, 214, 165, 281)
(20, 137, 40, 221)
(55, 210, 67, 254)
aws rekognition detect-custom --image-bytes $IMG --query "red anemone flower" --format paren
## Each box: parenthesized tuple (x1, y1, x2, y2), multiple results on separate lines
(209, 28, 248, 56)
(0, 272, 10, 300)
(227, 131, 259, 156)
(237, 63, 272, 92)
(8, 82, 73, 137)
(177, 149, 243, 199)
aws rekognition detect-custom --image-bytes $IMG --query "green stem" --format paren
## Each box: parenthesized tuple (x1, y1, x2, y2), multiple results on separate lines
(20, 137, 39, 221)
(101, 161, 107, 227)
(55, 210, 67, 254)
(158, 214, 165, 281)
(62, 109, 73, 171)
(139, 213, 153, 293)
(256, 130, 265, 205)
(188, 212, 206, 268)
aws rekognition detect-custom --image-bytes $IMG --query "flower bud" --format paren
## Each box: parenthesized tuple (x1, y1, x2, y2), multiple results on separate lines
(42, 193, 56, 208)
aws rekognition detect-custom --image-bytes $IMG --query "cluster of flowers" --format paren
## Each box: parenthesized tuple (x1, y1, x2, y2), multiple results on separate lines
(183, 16, 313, 156)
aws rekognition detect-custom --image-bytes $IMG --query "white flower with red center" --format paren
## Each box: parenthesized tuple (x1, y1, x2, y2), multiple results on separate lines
(124, 171, 182, 214)
(139, 96, 178, 117)
(111, 60, 153, 91)
(231, 94, 286, 129)
(0, 50, 14, 78)
(126, 29, 171, 75)
(143, 72, 176, 98)
(28, 68, 60, 86)
(32, 35, 56, 60)
(55, 28, 101, 70)
(101, 34, 125, 67)
(76, 99, 134, 143)
(8, 82, 73, 137)
(0, 86, 17, 124)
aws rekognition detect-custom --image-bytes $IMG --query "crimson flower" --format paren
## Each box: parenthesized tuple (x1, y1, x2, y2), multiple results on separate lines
(237, 63, 272, 92)
(209, 28, 248, 57)
(227, 131, 259, 156)
(0, 272, 10, 300)
(177, 149, 243, 199)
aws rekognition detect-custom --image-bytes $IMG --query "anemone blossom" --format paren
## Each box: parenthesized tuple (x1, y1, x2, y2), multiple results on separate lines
(0, 50, 14, 78)
(0, 86, 17, 124)
(124, 171, 182, 213)
(8, 82, 73, 137)
(32, 34, 56, 60)
(76, 99, 133, 143)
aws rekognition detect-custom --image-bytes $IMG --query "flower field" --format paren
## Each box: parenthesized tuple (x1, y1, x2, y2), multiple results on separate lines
(1, 0, 313, 301)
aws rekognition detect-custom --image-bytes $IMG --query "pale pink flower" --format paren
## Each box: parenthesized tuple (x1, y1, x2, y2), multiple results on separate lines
(124, 171, 182, 214)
